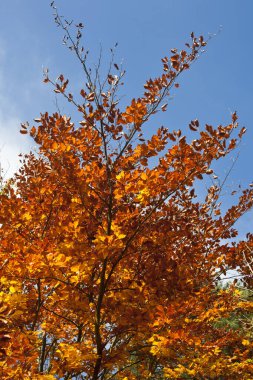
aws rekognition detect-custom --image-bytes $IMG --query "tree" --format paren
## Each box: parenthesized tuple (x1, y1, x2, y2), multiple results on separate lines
(0, 4, 252, 379)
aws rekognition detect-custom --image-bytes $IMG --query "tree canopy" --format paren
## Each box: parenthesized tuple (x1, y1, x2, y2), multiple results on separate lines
(0, 4, 252, 380)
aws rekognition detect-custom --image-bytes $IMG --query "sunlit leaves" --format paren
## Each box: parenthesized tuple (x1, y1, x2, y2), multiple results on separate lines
(0, 23, 252, 380)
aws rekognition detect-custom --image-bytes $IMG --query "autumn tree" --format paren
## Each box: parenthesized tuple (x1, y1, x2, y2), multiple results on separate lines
(0, 3, 252, 379)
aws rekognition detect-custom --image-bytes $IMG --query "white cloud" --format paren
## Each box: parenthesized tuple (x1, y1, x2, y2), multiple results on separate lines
(0, 40, 29, 178)
(0, 115, 28, 178)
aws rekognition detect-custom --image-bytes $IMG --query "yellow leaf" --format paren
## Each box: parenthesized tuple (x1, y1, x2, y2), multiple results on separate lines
(73, 220, 79, 229)
(71, 264, 80, 272)
(70, 275, 79, 284)
(116, 171, 125, 180)
(23, 212, 32, 221)
(214, 346, 221, 354)
(141, 172, 148, 181)
(117, 233, 126, 239)
(71, 197, 80, 203)
(9, 286, 17, 294)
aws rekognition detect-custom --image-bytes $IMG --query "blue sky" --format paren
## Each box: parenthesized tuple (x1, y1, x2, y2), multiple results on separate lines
(0, 0, 252, 233)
